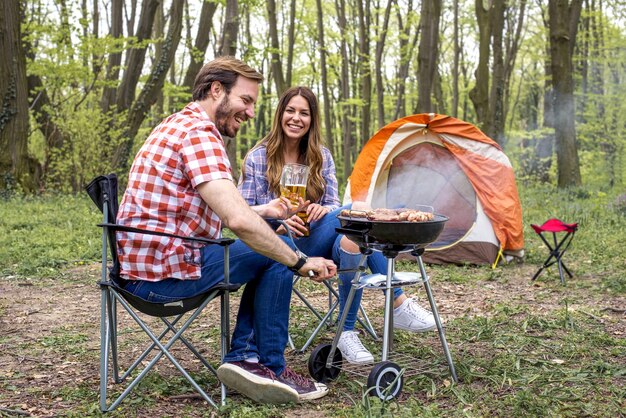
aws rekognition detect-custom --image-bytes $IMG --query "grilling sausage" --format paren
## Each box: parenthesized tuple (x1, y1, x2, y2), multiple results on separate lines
(340, 208, 434, 222)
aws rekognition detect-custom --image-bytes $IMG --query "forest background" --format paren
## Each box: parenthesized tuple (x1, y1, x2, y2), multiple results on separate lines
(1, 0, 625, 195)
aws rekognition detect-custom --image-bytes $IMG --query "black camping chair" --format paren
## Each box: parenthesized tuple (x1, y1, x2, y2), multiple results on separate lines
(531, 218, 578, 285)
(85, 174, 241, 412)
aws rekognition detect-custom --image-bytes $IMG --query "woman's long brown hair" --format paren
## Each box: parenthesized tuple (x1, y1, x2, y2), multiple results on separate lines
(243, 86, 326, 203)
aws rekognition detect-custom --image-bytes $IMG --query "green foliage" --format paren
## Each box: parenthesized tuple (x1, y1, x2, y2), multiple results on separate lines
(0, 194, 99, 277)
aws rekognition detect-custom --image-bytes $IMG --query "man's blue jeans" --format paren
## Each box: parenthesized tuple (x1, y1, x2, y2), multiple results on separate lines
(122, 236, 296, 376)
(296, 206, 403, 332)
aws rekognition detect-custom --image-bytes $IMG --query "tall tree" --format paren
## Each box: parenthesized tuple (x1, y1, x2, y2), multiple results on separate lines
(182, 0, 218, 92)
(100, 0, 123, 114)
(267, 0, 286, 95)
(0, 0, 34, 192)
(357, 0, 372, 144)
(374, 0, 394, 128)
(548, 0, 583, 187)
(417, 0, 441, 112)
(316, 0, 334, 153)
(469, 0, 491, 129)
(452, 0, 460, 117)
(393, 0, 419, 120)
(113, 0, 185, 171)
(336, 0, 353, 182)
(220, 0, 238, 56)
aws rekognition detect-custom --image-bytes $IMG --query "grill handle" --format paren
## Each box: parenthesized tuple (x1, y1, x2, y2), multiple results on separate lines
(335, 226, 370, 239)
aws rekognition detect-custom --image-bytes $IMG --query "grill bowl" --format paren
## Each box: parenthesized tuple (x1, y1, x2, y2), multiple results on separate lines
(336, 214, 448, 249)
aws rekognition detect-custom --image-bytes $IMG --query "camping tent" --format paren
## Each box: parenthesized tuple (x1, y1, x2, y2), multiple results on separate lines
(344, 113, 524, 265)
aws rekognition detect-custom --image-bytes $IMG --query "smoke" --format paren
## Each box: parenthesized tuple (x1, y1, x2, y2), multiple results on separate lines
(378, 143, 477, 233)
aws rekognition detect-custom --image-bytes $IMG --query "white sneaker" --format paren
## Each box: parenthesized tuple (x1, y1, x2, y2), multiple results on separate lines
(393, 298, 436, 332)
(337, 331, 374, 364)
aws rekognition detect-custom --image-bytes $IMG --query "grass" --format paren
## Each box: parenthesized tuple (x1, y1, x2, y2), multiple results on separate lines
(1, 184, 625, 416)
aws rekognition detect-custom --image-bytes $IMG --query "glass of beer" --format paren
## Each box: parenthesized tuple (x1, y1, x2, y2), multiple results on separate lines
(280, 163, 311, 236)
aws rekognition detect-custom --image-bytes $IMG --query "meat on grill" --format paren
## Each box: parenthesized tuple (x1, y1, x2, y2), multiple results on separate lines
(340, 207, 434, 222)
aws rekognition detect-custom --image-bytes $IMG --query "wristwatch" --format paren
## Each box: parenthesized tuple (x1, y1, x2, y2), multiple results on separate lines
(288, 250, 308, 273)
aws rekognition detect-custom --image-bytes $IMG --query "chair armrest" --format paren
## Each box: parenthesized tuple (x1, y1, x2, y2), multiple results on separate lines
(97, 222, 235, 246)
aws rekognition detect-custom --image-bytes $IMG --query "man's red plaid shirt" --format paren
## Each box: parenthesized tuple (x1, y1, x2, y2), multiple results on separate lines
(116, 102, 233, 281)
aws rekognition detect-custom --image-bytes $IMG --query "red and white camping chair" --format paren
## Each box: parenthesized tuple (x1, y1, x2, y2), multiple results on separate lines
(530, 218, 578, 285)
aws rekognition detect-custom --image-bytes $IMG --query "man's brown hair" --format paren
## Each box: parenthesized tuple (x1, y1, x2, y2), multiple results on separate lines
(192, 56, 263, 101)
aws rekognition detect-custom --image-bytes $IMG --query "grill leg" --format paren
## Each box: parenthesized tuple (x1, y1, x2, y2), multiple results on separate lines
(417, 256, 458, 383)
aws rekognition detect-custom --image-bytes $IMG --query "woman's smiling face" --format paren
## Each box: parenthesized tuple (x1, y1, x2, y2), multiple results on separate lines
(281, 95, 311, 142)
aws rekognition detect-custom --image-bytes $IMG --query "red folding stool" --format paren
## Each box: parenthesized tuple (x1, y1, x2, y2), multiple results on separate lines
(530, 218, 578, 285)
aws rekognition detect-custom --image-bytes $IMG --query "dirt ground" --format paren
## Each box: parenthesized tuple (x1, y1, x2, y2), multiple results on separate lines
(1, 262, 624, 417)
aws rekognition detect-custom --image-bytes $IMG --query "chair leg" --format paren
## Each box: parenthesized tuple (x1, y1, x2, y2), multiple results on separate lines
(100, 287, 110, 412)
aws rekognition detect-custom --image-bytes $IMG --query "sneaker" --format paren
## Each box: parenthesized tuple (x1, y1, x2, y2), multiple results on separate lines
(217, 361, 298, 404)
(277, 366, 329, 401)
(393, 298, 436, 332)
(337, 330, 374, 364)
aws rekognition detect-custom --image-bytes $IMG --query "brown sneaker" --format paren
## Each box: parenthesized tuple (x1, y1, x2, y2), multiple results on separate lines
(277, 366, 329, 401)
(217, 361, 298, 404)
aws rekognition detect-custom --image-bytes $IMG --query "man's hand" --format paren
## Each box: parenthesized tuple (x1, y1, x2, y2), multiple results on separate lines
(277, 214, 309, 237)
(255, 196, 310, 219)
(297, 257, 337, 282)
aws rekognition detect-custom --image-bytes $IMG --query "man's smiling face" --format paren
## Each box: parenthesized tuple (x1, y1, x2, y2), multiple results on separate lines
(214, 76, 258, 137)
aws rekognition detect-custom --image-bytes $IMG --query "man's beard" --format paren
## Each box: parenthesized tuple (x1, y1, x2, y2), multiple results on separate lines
(214, 94, 238, 138)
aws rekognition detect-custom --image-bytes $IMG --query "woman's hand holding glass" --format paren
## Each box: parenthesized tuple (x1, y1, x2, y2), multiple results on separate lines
(304, 203, 331, 223)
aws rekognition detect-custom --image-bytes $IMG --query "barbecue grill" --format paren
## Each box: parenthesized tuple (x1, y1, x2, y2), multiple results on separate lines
(307, 209, 458, 400)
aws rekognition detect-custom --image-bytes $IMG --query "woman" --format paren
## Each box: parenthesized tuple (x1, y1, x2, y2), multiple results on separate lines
(239, 86, 435, 364)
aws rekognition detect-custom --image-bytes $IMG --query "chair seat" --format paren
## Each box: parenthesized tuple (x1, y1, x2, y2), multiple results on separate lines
(531, 218, 578, 234)
(100, 279, 241, 317)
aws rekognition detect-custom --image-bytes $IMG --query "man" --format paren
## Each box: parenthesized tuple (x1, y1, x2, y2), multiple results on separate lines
(116, 56, 336, 404)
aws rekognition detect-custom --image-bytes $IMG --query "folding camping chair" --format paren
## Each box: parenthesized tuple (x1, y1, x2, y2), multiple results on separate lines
(531, 218, 578, 285)
(86, 174, 241, 412)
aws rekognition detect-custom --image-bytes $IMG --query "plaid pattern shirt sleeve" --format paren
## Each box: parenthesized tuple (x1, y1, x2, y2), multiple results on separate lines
(319, 147, 341, 210)
(238, 146, 274, 205)
(116, 102, 232, 281)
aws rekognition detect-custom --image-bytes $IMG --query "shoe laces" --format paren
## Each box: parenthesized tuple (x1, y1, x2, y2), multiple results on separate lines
(281, 366, 312, 387)
(257, 363, 278, 380)
(404, 298, 432, 320)
(341, 331, 368, 353)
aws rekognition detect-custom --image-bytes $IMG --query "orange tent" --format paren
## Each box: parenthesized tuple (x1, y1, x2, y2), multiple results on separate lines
(345, 113, 524, 265)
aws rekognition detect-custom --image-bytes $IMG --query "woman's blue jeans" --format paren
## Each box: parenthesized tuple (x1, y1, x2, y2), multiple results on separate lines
(122, 235, 296, 376)
(295, 206, 403, 332)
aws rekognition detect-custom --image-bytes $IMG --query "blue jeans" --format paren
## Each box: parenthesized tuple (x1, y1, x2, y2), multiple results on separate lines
(295, 206, 403, 332)
(122, 236, 296, 375)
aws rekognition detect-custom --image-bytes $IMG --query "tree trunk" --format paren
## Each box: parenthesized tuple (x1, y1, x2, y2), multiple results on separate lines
(549, 0, 583, 187)
(0, 0, 34, 192)
(100, 0, 123, 114)
(113, 0, 184, 171)
(220, 0, 238, 56)
(357, 0, 371, 145)
(488, 0, 505, 142)
(182, 0, 218, 93)
(336, 0, 353, 183)
(452, 0, 460, 118)
(417, 0, 441, 113)
(286, 0, 296, 87)
(394, 0, 418, 120)
(116, 0, 160, 111)
(469, 0, 491, 132)
(267, 0, 286, 95)
(316, 0, 334, 153)
(375, 0, 394, 129)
